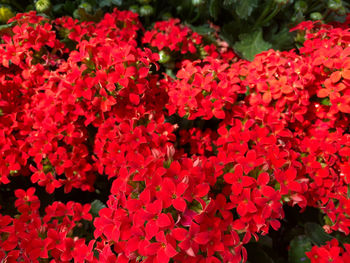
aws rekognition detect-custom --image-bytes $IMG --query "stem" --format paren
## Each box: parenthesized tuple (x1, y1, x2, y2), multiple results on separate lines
(259, 4, 282, 26)
(190, 3, 205, 24)
(189, 10, 201, 24)
(308, 1, 324, 13)
(254, 0, 275, 28)
(322, 9, 331, 21)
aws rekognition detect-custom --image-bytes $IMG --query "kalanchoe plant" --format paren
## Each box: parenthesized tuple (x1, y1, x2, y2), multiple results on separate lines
(0, 6, 350, 263)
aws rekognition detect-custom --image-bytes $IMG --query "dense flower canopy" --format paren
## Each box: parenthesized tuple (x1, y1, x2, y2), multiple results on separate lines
(0, 8, 350, 263)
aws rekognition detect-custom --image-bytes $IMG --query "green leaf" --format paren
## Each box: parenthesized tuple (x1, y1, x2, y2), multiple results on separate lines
(99, 0, 122, 7)
(288, 235, 312, 263)
(111, 0, 122, 5)
(0, 22, 14, 33)
(63, 1, 76, 13)
(245, 243, 274, 263)
(223, 0, 236, 6)
(188, 24, 215, 35)
(304, 222, 333, 246)
(233, 28, 272, 61)
(52, 3, 64, 13)
(235, 0, 258, 19)
(221, 21, 241, 45)
(320, 97, 331, 106)
(90, 199, 106, 217)
(209, 0, 220, 20)
(266, 25, 294, 51)
(77, 8, 104, 22)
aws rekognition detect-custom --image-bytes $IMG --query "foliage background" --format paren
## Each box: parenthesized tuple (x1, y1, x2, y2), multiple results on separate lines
(1, 0, 349, 61)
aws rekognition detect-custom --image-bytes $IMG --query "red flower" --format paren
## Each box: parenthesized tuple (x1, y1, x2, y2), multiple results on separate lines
(157, 177, 188, 212)
(144, 231, 178, 263)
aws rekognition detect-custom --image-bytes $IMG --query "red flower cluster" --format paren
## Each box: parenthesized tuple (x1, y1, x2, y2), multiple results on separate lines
(0, 188, 93, 262)
(0, 8, 350, 263)
(306, 239, 350, 263)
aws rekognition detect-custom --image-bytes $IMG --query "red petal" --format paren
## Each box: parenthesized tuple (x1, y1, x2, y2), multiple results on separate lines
(173, 198, 187, 212)
(317, 89, 329, 98)
(338, 103, 350, 113)
(223, 172, 235, 184)
(339, 147, 350, 157)
(157, 213, 171, 228)
(213, 108, 225, 119)
(237, 202, 248, 217)
(139, 67, 149, 79)
(127, 199, 141, 211)
(195, 184, 209, 197)
(262, 91, 271, 104)
(330, 71, 342, 83)
(343, 69, 350, 80)
(146, 220, 159, 240)
(232, 219, 245, 230)
(172, 228, 188, 241)
(193, 232, 209, 245)
(270, 219, 281, 230)
(176, 182, 188, 196)
(145, 242, 161, 256)
(235, 164, 243, 176)
(165, 243, 178, 258)
(257, 172, 269, 185)
(157, 249, 170, 263)
(242, 176, 256, 187)
(261, 185, 276, 198)
(129, 93, 140, 105)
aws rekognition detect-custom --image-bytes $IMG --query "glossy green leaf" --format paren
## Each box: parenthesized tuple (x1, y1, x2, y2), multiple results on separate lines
(288, 235, 312, 263)
(245, 243, 274, 263)
(90, 199, 106, 217)
(321, 97, 331, 106)
(233, 28, 272, 61)
(99, 0, 122, 8)
(304, 222, 333, 246)
(223, 0, 236, 6)
(209, 0, 220, 20)
(235, 0, 258, 19)
(267, 26, 294, 51)
(188, 24, 215, 35)
(0, 22, 14, 31)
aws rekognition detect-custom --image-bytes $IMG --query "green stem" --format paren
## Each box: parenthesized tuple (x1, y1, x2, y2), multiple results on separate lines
(308, 1, 324, 13)
(189, 9, 201, 24)
(259, 4, 282, 26)
(322, 9, 331, 21)
(254, 0, 275, 28)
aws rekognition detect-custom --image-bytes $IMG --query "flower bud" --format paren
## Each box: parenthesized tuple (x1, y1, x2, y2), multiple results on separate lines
(310, 12, 323, 21)
(327, 0, 342, 11)
(294, 1, 308, 13)
(79, 2, 93, 13)
(35, 0, 52, 14)
(139, 5, 154, 17)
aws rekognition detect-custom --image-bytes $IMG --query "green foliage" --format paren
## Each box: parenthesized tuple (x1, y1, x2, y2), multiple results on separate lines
(99, 0, 122, 8)
(1, 0, 349, 61)
(234, 0, 258, 19)
(304, 222, 334, 246)
(245, 242, 274, 263)
(288, 235, 312, 263)
(234, 29, 272, 61)
(209, 0, 219, 20)
(90, 199, 106, 217)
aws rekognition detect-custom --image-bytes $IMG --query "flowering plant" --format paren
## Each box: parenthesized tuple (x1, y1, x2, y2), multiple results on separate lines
(0, 8, 350, 263)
